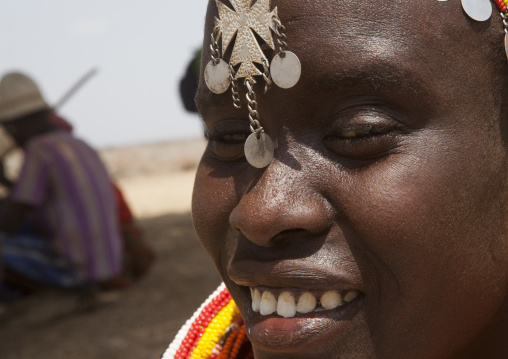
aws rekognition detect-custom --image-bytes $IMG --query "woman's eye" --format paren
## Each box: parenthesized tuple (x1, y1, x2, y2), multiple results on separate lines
(324, 111, 404, 160)
(339, 124, 386, 138)
(205, 121, 250, 162)
(337, 123, 394, 139)
(222, 133, 247, 142)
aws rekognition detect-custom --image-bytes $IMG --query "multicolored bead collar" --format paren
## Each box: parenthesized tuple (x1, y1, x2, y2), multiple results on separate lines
(161, 284, 253, 359)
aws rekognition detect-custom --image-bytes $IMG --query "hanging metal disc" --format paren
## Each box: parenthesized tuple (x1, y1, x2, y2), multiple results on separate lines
(270, 51, 301, 89)
(244, 132, 274, 168)
(205, 59, 231, 94)
(505, 32, 508, 61)
(461, 0, 492, 22)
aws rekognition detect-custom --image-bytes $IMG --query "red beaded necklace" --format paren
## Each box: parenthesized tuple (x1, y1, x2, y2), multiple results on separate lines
(162, 284, 253, 359)
(493, 0, 508, 12)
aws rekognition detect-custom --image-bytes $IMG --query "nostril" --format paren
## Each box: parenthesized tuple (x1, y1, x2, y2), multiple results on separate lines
(232, 223, 279, 248)
(271, 228, 307, 243)
(229, 171, 334, 247)
(230, 197, 333, 247)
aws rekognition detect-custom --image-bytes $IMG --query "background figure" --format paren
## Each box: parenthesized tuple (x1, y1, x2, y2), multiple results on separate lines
(0, 72, 143, 297)
(179, 49, 202, 113)
(49, 110, 156, 287)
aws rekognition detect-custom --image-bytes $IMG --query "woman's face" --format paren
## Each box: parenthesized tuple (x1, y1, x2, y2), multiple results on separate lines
(193, 0, 508, 358)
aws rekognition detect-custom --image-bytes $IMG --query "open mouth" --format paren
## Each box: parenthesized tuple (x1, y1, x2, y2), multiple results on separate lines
(249, 286, 362, 318)
(227, 258, 366, 352)
(236, 284, 365, 352)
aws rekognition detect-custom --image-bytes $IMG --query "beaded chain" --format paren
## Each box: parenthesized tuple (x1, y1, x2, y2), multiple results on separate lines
(161, 283, 253, 359)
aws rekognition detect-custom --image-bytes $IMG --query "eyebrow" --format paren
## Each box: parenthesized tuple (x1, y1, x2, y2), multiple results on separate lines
(195, 87, 238, 115)
(315, 62, 429, 96)
(196, 62, 432, 113)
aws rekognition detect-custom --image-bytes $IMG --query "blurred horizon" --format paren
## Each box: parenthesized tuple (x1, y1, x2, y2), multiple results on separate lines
(0, 0, 209, 148)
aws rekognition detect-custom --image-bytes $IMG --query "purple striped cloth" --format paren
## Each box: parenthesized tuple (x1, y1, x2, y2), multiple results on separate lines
(10, 131, 122, 282)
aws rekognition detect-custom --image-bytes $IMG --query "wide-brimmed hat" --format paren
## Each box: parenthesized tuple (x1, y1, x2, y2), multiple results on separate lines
(0, 72, 50, 123)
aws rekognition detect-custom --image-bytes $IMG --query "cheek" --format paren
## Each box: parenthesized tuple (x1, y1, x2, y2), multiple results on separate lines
(346, 131, 508, 273)
(192, 165, 239, 266)
(340, 136, 508, 350)
(357, 158, 506, 280)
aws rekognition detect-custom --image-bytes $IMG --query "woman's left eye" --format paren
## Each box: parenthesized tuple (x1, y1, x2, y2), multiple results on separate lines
(338, 123, 393, 139)
(324, 110, 405, 160)
(205, 120, 251, 162)
(220, 133, 247, 142)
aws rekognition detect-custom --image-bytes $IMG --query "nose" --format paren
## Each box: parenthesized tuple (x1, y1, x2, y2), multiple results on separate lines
(229, 159, 333, 247)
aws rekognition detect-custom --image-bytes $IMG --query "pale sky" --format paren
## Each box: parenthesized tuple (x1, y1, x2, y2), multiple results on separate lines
(0, 0, 210, 148)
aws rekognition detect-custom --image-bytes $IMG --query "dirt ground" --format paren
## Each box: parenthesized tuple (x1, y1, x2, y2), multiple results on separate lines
(0, 139, 224, 359)
(0, 212, 222, 359)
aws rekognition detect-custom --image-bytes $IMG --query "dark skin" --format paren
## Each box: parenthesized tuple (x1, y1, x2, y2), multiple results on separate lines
(0, 110, 57, 235)
(193, 0, 508, 358)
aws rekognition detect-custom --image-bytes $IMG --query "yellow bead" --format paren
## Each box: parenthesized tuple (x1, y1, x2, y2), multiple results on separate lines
(189, 299, 240, 359)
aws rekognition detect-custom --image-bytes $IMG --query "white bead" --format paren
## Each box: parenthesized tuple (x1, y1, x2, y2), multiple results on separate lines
(161, 283, 227, 359)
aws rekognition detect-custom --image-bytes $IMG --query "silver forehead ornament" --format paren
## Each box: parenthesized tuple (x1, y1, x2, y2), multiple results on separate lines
(204, 0, 301, 168)
(461, 0, 493, 21)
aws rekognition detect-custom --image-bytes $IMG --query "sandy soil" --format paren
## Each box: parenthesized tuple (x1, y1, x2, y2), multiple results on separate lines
(116, 171, 197, 218)
(0, 138, 223, 359)
(106, 138, 207, 219)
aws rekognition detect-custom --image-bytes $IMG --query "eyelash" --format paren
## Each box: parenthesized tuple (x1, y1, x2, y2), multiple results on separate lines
(204, 109, 405, 163)
(323, 110, 405, 160)
(335, 123, 394, 139)
(205, 131, 247, 143)
(205, 122, 250, 162)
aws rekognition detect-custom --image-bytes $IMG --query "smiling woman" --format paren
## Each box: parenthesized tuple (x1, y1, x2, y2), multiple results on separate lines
(162, 0, 508, 358)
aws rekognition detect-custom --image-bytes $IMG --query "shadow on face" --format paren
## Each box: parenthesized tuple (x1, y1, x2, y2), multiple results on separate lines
(2, 110, 54, 147)
(192, 1, 508, 358)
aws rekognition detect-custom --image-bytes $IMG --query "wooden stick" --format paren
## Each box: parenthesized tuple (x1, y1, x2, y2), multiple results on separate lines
(53, 68, 98, 109)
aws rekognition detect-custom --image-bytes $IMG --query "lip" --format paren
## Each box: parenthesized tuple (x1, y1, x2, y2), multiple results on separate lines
(243, 294, 364, 352)
(227, 259, 365, 352)
(228, 259, 364, 290)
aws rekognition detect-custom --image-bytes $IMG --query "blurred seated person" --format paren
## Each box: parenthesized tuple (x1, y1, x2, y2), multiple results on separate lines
(0, 72, 123, 294)
(49, 108, 155, 284)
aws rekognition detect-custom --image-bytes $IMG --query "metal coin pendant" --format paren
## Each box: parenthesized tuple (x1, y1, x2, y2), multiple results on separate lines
(204, 59, 230, 94)
(270, 51, 301, 89)
(505, 32, 508, 61)
(244, 132, 274, 168)
(461, 0, 492, 22)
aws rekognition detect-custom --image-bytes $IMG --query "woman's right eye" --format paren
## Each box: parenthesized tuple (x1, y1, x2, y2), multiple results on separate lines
(323, 107, 407, 160)
(205, 121, 250, 162)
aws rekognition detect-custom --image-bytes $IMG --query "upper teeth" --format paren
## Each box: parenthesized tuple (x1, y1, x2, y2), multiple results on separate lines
(277, 291, 296, 318)
(321, 291, 342, 310)
(295, 291, 316, 314)
(260, 291, 277, 315)
(251, 288, 360, 318)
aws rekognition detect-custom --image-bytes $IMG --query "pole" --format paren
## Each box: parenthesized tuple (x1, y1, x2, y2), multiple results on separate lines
(53, 68, 98, 109)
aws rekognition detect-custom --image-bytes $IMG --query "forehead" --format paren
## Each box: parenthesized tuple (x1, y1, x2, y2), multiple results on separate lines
(204, 0, 499, 45)
(282, 1, 496, 73)
(199, 0, 502, 119)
